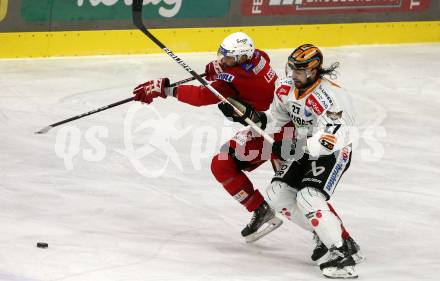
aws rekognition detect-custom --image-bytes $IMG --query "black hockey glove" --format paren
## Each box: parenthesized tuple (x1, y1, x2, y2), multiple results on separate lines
(272, 139, 298, 161)
(218, 97, 267, 129)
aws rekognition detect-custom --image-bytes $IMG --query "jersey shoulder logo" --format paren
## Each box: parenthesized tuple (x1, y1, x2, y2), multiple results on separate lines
(275, 83, 292, 100)
(217, 72, 235, 83)
(275, 78, 293, 95)
(252, 55, 267, 75)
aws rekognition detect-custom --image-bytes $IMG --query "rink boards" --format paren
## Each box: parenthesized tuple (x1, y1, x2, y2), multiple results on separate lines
(1, 20, 440, 58)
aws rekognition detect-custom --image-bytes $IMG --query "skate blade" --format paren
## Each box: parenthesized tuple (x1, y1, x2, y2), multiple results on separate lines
(316, 252, 331, 266)
(244, 216, 283, 243)
(317, 252, 365, 266)
(322, 266, 358, 279)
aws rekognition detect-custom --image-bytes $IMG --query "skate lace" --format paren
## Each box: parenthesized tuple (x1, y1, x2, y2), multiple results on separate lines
(329, 247, 345, 260)
(346, 237, 359, 254)
(313, 233, 321, 244)
(248, 212, 258, 227)
(313, 233, 326, 249)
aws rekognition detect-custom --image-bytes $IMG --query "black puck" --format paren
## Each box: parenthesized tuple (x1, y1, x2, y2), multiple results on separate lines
(37, 242, 48, 248)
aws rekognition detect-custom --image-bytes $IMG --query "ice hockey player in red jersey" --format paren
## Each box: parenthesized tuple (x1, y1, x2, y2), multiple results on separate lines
(132, 32, 284, 242)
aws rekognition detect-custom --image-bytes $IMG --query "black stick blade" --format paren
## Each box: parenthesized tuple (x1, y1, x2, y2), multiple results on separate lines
(35, 126, 53, 135)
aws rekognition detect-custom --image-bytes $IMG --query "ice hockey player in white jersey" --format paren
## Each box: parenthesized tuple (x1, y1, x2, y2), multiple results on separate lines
(223, 44, 364, 278)
(266, 44, 365, 278)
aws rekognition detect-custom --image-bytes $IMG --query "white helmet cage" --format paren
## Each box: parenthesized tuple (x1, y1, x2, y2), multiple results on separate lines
(218, 32, 255, 63)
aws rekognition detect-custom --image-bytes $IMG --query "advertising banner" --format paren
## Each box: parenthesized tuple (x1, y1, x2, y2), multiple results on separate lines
(22, 0, 231, 21)
(0, 0, 8, 22)
(242, 0, 432, 16)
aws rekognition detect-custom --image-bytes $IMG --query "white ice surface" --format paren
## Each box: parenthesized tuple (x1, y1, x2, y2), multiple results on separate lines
(0, 45, 439, 281)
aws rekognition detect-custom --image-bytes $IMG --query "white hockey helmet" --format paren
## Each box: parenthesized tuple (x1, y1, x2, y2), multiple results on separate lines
(218, 32, 255, 63)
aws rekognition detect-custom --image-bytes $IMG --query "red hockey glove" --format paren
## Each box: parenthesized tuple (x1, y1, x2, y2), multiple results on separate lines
(205, 60, 223, 81)
(133, 78, 170, 104)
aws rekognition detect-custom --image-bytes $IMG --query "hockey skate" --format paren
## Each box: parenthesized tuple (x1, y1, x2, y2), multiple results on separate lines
(312, 234, 365, 266)
(312, 233, 329, 265)
(241, 202, 282, 243)
(320, 244, 358, 279)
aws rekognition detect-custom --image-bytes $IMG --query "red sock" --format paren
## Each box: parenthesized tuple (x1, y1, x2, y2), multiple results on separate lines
(211, 153, 264, 212)
(327, 202, 350, 240)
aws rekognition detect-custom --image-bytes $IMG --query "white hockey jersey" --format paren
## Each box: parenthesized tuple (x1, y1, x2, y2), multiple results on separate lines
(265, 77, 355, 157)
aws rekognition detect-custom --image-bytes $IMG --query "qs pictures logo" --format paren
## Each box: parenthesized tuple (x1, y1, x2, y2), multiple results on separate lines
(0, 0, 8, 22)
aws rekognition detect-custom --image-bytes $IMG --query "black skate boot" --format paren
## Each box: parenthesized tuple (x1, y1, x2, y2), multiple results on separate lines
(311, 232, 330, 265)
(241, 201, 282, 243)
(312, 234, 365, 265)
(345, 236, 365, 264)
(320, 244, 358, 279)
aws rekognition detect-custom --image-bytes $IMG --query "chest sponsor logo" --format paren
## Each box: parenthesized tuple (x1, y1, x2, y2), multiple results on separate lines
(313, 91, 332, 113)
(288, 112, 311, 127)
(305, 95, 325, 115)
(217, 73, 235, 83)
(316, 85, 333, 105)
(242, 0, 431, 16)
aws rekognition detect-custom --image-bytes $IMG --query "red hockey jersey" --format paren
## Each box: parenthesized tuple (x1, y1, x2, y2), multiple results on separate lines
(175, 49, 278, 111)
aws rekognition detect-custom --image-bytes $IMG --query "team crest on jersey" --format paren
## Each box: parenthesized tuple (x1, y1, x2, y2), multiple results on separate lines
(217, 73, 235, 83)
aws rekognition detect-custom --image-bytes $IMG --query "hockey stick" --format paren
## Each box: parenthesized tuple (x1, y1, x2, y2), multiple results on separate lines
(132, 0, 275, 144)
(35, 74, 204, 134)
